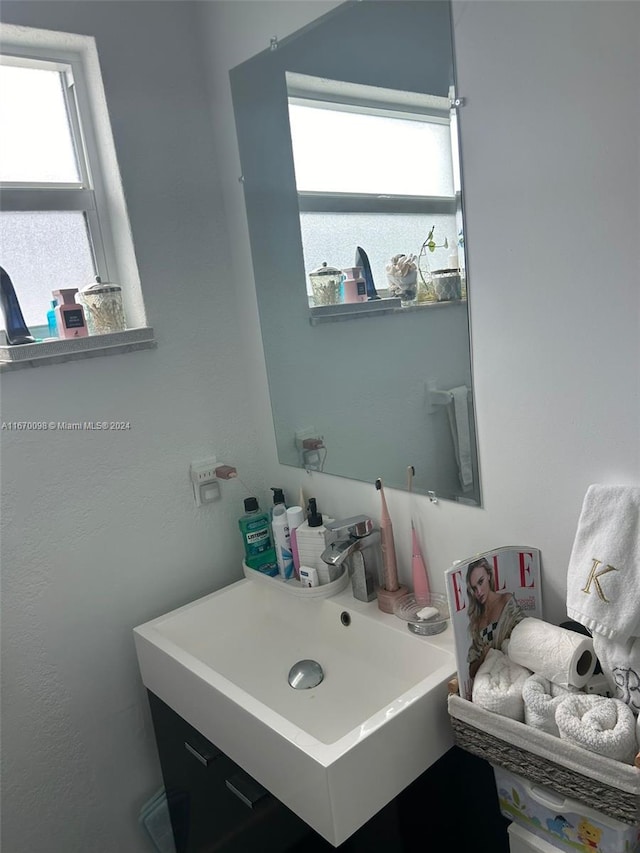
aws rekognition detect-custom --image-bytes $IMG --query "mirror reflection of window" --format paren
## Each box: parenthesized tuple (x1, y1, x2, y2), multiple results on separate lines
(288, 103, 454, 195)
(287, 74, 458, 302)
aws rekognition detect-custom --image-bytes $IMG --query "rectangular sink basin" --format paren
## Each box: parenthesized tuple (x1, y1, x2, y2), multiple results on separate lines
(134, 577, 456, 846)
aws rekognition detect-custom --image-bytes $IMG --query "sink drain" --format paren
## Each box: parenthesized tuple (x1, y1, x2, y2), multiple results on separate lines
(288, 659, 324, 689)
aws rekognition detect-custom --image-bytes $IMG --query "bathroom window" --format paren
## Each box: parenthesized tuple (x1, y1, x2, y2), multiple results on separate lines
(0, 26, 149, 347)
(287, 73, 461, 301)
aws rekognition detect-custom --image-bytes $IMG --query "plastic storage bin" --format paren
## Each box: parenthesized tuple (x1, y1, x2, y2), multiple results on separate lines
(494, 765, 640, 853)
(508, 822, 566, 852)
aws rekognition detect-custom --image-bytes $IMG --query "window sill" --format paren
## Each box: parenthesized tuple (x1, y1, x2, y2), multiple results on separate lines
(0, 327, 156, 372)
(309, 297, 466, 326)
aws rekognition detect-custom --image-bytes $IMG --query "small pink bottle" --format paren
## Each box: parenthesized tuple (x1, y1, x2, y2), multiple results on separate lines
(342, 267, 367, 303)
(53, 289, 88, 339)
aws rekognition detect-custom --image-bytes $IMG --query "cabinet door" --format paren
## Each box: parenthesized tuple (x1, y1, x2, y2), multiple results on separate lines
(147, 691, 311, 853)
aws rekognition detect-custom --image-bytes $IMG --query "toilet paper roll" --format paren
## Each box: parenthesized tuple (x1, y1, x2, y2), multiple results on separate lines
(507, 617, 596, 689)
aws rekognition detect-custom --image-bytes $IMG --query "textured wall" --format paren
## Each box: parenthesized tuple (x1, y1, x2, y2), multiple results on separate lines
(0, 3, 268, 851)
(198, 0, 640, 620)
(1, 1, 639, 851)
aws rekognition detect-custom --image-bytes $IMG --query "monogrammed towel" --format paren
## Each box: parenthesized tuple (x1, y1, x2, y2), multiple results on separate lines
(566, 485, 640, 642)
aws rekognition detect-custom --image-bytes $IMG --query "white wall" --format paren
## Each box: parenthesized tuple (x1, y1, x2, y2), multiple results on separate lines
(1, 1, 639, 851)
(0, 3, 267, 851)
(197, 0, 640, 619)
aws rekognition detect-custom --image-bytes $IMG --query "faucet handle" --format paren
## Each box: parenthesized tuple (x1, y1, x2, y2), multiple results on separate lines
(325, 515, 373, 539)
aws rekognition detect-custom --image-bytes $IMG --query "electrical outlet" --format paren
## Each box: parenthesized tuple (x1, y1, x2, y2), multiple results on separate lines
(190, 457, 218, 507)
(295, 428, 318, 450)
(191, 459, 217, 482)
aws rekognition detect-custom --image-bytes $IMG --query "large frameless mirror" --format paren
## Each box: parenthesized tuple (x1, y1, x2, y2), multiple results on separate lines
(231, 0, 481, 505)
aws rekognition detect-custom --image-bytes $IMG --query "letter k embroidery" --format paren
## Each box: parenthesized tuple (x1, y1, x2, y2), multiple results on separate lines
(581, 558, 618, 602)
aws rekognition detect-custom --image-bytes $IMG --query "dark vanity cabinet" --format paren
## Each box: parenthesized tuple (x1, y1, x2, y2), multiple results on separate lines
(147, 692, 313, 852)
(148, 691, 509, 853)
(147, 692, 406, 852)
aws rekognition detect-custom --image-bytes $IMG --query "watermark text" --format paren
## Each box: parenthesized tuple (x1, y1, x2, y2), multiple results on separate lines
(2, 421, 131, 431)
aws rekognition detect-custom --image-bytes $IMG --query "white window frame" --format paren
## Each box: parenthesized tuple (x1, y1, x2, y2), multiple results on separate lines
(0, 24, 152, 363)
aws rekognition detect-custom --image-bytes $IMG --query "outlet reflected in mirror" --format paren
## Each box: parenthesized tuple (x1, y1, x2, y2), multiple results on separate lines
(231, 0, 481, 505)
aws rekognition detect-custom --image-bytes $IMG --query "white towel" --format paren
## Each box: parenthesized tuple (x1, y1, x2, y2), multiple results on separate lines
(593, 633, 640, 715)
(555, 693, 638, 765)
(522, 674, 577, 736)
(566, 485, 640, 642)
(472, 648, 531, 721)
(446, 386, 473, 491)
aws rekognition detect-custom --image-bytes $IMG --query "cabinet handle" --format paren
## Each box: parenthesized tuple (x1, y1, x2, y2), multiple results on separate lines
(184, 740, 221, 767)
(225, 771, 269, 809)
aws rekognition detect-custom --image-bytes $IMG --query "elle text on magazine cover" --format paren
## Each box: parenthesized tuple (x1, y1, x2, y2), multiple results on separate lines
(445, 547, 543, 701)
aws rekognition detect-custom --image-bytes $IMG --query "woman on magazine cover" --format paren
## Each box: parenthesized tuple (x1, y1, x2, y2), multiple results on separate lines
(466, 557, 525, 681)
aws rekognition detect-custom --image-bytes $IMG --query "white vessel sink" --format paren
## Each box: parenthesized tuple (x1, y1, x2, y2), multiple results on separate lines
(134, 577, 456, 846)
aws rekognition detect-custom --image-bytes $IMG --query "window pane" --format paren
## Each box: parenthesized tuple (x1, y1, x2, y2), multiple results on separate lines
(299, 212, 457, 297)
(289, 105, 454, 197)
(0, 64, 80, 183)
(0, 212, 96, 327)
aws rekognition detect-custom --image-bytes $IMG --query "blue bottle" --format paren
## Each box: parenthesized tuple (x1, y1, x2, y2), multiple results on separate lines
(47, 300, 58, 337)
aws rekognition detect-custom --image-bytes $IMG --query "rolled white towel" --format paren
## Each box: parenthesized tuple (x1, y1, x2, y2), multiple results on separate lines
(472, 648, 531, 721)
(555, 693, 638, 765)
(522, 674, 577, 736)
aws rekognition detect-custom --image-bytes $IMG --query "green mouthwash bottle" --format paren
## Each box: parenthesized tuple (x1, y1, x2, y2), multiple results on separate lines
(238, 497, 278, 576)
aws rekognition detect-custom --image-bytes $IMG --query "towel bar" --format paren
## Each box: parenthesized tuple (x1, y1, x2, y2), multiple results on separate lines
(426, 380, 468, 412)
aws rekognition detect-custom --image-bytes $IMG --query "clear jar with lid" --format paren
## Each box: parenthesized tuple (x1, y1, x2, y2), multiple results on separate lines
(78, 277, 127, 334)
(308, 262, 343, 306)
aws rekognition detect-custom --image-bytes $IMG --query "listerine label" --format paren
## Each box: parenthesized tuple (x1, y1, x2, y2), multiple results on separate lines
(241, 514, 273, 560)
(247, 527, 269, 545)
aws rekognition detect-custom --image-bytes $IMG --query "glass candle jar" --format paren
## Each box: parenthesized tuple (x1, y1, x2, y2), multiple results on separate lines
(308, 262, 343, 306)
(78, 279, 127, 334)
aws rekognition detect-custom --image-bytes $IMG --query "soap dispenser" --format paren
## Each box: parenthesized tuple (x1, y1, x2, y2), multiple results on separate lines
(295, 498, 336, 583)
(270, 487, 287, 516)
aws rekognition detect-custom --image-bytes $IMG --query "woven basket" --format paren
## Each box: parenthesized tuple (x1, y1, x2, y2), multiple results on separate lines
(448, 695, 640, 825)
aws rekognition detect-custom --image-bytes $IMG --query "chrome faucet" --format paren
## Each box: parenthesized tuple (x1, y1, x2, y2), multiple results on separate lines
(321, 515, 380, 602)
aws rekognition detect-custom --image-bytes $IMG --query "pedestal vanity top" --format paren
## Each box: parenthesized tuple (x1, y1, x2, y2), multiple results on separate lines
(134, 576, 456, 846)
